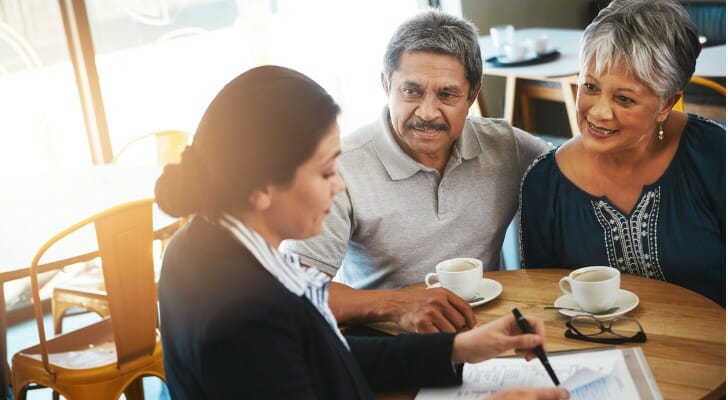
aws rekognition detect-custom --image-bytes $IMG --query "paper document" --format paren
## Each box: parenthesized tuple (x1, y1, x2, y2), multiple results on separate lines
(416, 347, 661, 400)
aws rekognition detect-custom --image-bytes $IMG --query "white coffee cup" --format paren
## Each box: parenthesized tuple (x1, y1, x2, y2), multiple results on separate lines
(490, 24, 514, 57)
(525, 35, 549, 55)
(425, 258, 483, 301)
(503, 43, 527, 61)
(558, 266, 620, 313)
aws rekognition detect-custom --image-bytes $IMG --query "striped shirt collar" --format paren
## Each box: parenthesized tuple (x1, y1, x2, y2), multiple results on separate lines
(217, 212, 349, 349)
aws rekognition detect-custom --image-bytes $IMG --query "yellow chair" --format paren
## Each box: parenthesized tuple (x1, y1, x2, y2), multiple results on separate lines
(112, 129, 191, 166)
(673, 76, 727, 112)
(12, 199, 164, 400)
(52, 129, 190, 335)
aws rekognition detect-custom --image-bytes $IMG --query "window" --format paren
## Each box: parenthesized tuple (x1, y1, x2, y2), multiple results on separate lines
(0, 0, 89, 176)
(1, 0, 453, 312)
(2, 0, 449, 179)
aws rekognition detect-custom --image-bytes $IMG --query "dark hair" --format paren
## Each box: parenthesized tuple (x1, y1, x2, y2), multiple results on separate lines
(383, 9, 482, 100)
(155, 65, 340, 218)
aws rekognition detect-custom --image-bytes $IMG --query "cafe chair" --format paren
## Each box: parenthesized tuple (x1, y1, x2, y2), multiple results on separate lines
(50, 217, 184, 335)
(11, 199, 165, 400)
(112, 129, 191, 166)
(673, 76, 726, 112)
(51, 129, 190, 335)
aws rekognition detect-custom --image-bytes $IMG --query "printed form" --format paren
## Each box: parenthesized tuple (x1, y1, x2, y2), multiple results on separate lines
(416, 348, 658, 400)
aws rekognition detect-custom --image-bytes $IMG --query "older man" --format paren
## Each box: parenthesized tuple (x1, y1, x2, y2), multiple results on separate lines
(284, 9, 550, 333)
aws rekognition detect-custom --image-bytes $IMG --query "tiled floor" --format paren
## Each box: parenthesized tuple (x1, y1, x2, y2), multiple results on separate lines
(7, 312, 170, 400)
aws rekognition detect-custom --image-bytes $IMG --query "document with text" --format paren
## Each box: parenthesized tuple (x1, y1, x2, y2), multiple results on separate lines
(416, 347, 662, 400)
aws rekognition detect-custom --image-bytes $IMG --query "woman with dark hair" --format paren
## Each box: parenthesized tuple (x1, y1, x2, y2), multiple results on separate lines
(156, 65, 569, 399)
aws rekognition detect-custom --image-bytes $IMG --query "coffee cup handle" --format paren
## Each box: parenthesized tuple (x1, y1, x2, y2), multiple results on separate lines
(425, 273, 439, 288)
(558, 277, 573, 296)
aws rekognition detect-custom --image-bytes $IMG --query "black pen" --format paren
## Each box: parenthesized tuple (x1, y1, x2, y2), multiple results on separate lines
(511, 307, 560, 386)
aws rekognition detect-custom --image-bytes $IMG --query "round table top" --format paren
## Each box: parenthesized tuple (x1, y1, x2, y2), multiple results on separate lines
(480, 30, 725, 80)
(480, 28, 583, 79)
(375, 268, 725, 400)
(695, 45, 726, 78)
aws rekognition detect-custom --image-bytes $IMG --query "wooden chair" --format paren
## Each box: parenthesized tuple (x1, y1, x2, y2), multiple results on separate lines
(492, 75, 581, 139)
(52, 130, 190, 335)
(12, 199, 164, 400)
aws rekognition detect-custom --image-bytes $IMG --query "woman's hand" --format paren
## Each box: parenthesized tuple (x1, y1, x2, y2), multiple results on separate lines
(489, 387, 569, 400)
(451, 313, 547, 364)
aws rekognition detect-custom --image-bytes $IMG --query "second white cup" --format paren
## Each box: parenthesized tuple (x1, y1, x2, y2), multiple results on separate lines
(503, 43, 527, 61)
(425, 258, 483, 301)
(559, 266, 620, 313)
(525, 35, 549, 55)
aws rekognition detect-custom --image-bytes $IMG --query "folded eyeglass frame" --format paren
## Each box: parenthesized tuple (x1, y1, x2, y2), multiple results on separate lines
(565, 315, 647, 344)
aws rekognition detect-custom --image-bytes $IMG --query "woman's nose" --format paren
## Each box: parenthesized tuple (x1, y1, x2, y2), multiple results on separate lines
(331, 170, 345, 195)
(589, 95, 613, 121)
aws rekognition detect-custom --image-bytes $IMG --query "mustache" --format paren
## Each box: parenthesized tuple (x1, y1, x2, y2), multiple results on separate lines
(406, 119, 449, 131)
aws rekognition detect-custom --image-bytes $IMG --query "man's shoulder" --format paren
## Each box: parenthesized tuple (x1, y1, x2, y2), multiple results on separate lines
(339, 119, 382, 164)
(466, 116, 515, 138)
(465, 116, 550, 153)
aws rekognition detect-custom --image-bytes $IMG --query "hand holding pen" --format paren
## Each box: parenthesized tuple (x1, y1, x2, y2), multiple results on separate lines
(451, 311, 553, 366)
(512, 307, 560, 386)
(450, 311, 568, 398)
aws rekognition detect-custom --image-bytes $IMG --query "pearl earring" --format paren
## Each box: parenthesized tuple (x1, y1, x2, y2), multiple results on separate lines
(658, 121, 664, 141)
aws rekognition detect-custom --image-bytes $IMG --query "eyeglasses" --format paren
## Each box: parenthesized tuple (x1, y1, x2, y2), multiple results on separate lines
(565, 315, 647, 344)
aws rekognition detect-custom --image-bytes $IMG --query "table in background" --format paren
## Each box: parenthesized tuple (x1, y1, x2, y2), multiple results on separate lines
(0, 165, 180, 399)
(695, 45, 726, 78)
(375, 269, 726, 400)
(479, 28, 583, 137)
(479, 29, 727, 137)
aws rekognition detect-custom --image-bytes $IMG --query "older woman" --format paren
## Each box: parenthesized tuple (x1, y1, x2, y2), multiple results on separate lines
(156, 65, 568, 399)
(520, 0, 725, 307)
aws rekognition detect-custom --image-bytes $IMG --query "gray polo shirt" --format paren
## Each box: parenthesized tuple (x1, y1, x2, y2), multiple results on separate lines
(282, 107, 550, 289)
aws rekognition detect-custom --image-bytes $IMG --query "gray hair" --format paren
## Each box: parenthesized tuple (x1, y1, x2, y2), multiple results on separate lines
(383, 9, 482, 100)
(580, 0, 700, 105)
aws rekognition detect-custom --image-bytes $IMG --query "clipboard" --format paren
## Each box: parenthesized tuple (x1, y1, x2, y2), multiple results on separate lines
(541, 346, 662, 400)
(416, 346, 662, 400)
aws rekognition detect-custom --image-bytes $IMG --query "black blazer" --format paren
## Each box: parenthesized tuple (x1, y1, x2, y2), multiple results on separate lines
(158, 217, 462, 399)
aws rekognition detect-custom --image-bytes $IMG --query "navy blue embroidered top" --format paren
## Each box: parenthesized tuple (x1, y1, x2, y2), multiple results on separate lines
(520, 114, 725, 307)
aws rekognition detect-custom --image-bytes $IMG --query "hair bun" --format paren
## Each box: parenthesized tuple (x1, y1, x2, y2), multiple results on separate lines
(155, 146, 207, 217)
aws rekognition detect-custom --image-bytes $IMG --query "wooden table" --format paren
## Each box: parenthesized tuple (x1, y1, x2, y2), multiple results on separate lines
(0, 165, 180, 398)
(375, 269, 726, 400)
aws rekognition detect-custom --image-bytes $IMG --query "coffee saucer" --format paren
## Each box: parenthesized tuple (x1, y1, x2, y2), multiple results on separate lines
(428, 278, 502, 307)
(553, 289, 639, 320)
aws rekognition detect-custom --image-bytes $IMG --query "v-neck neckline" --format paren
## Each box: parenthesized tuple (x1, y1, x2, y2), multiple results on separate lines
(551, 115, 692, 216)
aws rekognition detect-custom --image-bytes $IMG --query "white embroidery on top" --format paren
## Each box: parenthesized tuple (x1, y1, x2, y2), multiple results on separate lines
(591, 187, 666, 281)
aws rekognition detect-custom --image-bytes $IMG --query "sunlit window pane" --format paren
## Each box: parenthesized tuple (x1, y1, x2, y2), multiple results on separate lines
(0, 1, 90, 177)
(86, 0, 250, 158)
(266, 0, 424, 132)
(87, 0, 425, 158)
